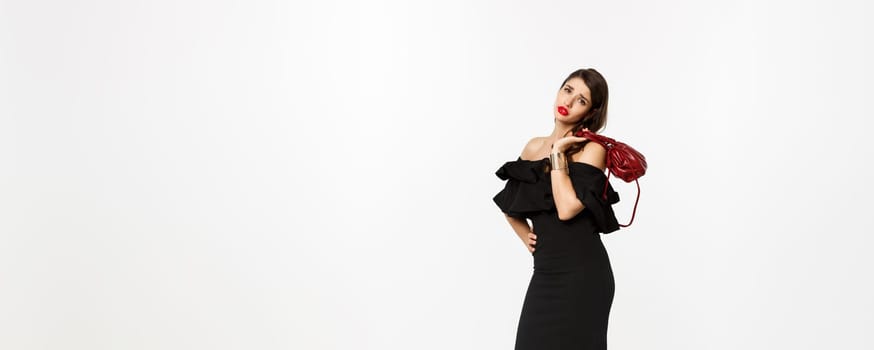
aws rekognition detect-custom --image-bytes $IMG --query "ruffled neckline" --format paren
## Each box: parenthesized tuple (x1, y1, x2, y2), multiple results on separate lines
(493, 156, 621, 233)
(498, 156, 609, 180)
(517, 156, 549, 162)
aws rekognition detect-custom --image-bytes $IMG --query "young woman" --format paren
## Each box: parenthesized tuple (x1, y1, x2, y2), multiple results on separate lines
(493, 68, 621, 349)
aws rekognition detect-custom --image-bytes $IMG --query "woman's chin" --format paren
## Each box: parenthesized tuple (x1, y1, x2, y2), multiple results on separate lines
(554, 113, 573, 122)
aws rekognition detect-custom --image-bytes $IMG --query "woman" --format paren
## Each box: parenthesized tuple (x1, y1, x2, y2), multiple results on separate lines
(493, 68, 621, 350)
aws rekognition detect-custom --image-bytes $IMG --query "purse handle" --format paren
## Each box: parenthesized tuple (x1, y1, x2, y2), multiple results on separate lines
(578, 130, 646, 227)
(605, 170, 641, 228)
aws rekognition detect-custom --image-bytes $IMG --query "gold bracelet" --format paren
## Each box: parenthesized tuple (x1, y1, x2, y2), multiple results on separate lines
(549, 152, 568, 171)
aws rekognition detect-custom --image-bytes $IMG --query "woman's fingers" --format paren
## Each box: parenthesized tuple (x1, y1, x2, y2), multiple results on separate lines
(528, 233, 536, 251)
(527, 232, 537, 252)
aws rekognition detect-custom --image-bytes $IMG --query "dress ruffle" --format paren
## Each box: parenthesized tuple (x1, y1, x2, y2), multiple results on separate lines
(568, 160, 622, 234)
(493, 156, 622, 233)
(493, 157, 555, 220)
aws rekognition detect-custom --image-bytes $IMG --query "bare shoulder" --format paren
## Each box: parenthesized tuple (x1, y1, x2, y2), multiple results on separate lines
(569, 140, 607, 171)
(520, 136, 548, 160)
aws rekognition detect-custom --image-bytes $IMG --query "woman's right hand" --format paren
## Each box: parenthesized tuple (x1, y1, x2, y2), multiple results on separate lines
(526, 231, 537, 253)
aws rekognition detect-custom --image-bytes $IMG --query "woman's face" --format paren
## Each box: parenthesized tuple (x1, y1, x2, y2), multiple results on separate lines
(553, 76, 593, 123)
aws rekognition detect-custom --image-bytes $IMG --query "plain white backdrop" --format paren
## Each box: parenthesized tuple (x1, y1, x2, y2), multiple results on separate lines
(2, 0, 873, 349)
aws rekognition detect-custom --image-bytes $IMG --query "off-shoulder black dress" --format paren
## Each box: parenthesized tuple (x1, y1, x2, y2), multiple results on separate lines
(493, 155, 622, 350)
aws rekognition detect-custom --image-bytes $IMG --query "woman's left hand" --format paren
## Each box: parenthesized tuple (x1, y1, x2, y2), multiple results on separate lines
(551, 128, 589, 153)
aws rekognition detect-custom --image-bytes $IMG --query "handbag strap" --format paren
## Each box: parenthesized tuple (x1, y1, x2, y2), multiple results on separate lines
(599, 139, 640, 228)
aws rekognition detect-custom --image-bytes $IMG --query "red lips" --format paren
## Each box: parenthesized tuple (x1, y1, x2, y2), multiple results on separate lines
(557, 106, 568, 116)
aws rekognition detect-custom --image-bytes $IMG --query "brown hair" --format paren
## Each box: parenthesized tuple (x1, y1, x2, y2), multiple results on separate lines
(558, 68, 609, 159)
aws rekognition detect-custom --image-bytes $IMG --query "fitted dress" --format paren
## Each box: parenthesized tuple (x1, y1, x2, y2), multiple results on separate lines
(493, 154, 622, 350)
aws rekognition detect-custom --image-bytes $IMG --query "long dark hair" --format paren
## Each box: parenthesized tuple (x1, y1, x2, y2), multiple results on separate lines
(558, 68, 609, 159)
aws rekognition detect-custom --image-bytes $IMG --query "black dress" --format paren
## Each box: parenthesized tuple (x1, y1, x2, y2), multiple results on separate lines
(493, 156, 622, 350)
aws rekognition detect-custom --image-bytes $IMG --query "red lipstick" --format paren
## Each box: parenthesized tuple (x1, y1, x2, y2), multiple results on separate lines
(557, 106, 568, 116)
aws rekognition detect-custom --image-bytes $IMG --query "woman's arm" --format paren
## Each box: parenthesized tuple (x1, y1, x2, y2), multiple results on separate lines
(501, 137, 544, 251)
(504, 214, 535, 252)
(551, 141, 608, 221)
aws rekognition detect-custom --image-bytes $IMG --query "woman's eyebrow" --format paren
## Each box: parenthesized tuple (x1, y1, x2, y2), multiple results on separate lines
(566, 85, 589, 103)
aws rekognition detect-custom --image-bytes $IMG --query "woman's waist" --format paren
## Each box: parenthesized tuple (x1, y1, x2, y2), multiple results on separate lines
(531, 234, 609, 269)
(532, 247, 611, 272)
(530, 212, 600, 233)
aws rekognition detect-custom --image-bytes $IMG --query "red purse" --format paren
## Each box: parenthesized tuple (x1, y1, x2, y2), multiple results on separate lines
(576, 130, 647, 227)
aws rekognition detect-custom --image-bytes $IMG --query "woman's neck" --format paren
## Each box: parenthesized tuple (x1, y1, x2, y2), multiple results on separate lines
(548, 122, 575, 141)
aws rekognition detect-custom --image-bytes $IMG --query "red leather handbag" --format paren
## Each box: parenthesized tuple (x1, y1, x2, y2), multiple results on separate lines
(576, 130, 647, 227)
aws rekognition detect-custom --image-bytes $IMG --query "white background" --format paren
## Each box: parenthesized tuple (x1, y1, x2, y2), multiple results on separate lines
(2, 0, 873, 349)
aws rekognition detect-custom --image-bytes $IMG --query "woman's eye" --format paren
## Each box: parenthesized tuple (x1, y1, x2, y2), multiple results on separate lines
(579, 99, 586, 105)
